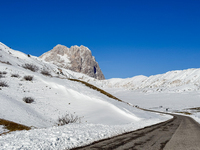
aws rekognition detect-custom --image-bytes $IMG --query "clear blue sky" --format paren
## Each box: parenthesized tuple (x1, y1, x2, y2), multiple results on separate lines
(1, 0, 200, 79)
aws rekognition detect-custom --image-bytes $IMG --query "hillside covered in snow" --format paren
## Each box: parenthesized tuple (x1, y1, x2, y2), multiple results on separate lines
(79, 67, 200, 93)
(0, 42, 171, 149)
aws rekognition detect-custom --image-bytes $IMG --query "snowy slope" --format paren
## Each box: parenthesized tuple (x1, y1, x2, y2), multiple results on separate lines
(0, 42, 155, 127)
(0, 42, 171, 149)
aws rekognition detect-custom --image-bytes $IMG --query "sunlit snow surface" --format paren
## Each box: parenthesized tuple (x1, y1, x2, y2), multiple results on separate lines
(0, 42, 172, 149)
(106, 88, 200, 124)
(0, 118, 171, 150)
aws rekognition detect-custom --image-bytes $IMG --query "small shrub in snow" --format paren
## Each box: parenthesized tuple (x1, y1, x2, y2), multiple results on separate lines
(23, 75, 33, 81)
(0, 81, 9, 87)
(22, 64, 39, 72)
(11, 74, 20, 78)
(57, 113, 81, 126)
(0, 61, 11, 65)
(41, 70, 51, 76)
(23, 97, 34, 103)
(0, 71, 7, 75)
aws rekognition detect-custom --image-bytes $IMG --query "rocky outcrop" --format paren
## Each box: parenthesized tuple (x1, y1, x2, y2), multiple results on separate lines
(39, 44, 105, 80)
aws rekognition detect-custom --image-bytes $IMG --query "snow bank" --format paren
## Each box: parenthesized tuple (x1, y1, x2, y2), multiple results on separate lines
(0, 115, 170, 150)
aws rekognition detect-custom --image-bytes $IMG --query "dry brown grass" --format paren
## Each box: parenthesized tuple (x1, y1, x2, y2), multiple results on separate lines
(188, 107, 200, 110)
(187, 107, 200, 112)
(68, 78, 123, 102)
(0, 118, 31, 136)
(175, 111, 192, 115)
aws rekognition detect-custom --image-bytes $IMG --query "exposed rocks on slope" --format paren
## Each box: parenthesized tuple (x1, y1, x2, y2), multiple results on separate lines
(40, 44, 105, 80)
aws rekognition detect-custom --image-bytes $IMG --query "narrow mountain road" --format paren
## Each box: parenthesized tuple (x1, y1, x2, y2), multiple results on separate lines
(72, 114, 200, 150)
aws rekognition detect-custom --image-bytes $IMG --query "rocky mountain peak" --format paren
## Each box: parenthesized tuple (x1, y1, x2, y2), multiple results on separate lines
(40, 44, 105, 80)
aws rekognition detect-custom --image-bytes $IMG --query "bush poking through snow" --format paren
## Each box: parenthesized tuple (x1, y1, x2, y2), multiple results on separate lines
(41, 69, 51, 77)
(11, 74, 20, 78)
(0, 71, 7, 78)
(23, 97, 34, 104)
(57, 113, 81, 126)
(0, 61, 11, 65)
(0, 81, 9, 87)
(22, 64, 39, 72)
(0, 71, 7, 75)
(23, 75, 33, 81)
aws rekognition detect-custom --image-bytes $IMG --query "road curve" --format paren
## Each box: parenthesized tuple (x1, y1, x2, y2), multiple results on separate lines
(164, 115, 200, 150)
(71, 114, 200, 150)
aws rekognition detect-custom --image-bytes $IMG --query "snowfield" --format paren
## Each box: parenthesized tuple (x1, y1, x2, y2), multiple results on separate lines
(0, 42, 172, 149)
(105, 88, 200, 124)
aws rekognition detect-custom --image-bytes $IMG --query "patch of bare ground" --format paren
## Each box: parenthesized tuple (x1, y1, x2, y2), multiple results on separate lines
(174, 111, 192, 115)
(0, 118, 31, 136)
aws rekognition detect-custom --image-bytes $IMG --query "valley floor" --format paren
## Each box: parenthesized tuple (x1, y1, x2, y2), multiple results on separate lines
(105, 88, 200, 124)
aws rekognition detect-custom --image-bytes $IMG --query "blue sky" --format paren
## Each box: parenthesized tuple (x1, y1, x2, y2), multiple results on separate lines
(1, 0, 200, 79)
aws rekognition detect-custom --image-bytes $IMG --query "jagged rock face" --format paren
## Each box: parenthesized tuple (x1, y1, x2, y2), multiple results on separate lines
(40, 44, 105, 80)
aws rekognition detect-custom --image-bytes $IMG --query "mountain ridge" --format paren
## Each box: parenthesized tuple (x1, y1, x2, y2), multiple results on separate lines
(78, 68, 200, 93)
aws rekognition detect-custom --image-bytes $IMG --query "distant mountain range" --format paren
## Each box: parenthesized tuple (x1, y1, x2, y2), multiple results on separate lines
(83, 68, 200, 93)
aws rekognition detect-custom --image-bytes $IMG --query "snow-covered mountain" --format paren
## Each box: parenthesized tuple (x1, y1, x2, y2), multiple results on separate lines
(79, 68, 200, 93)
(0, 42, 170, 149)
(39, 44, 105, 80)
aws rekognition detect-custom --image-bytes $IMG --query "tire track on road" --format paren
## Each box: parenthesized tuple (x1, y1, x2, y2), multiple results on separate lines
(71, 114, 200, 150)
(72, 115, 180, 150)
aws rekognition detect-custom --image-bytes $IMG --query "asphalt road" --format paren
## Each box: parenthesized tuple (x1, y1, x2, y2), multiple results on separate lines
(164, 115, 200, 150)
(72, 114, 200, 150)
